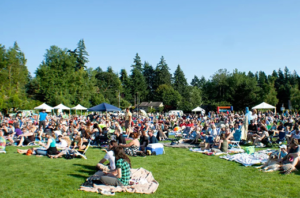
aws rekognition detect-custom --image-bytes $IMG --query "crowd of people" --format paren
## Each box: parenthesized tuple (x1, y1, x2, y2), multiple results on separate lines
(1, 107, 300, 185)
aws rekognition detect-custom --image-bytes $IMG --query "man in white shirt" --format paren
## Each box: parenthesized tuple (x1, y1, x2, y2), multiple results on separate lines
(97, 140, 118, 172)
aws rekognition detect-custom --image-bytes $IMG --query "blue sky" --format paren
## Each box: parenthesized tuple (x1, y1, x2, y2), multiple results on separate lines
(1, 0, 300, 83)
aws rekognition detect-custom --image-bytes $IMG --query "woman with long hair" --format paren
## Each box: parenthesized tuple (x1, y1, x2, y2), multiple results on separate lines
(100, 146, 131, 186)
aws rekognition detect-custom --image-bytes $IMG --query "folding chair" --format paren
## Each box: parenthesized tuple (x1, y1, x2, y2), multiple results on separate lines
(231, 130, 242, 148)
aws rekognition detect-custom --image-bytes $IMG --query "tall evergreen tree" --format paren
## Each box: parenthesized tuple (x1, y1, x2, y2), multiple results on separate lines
(173, 65, 188, 95)
(0, 42, 35, 111)
(191, 75, 200, 88)
(131, 53, 142, 71)
(130, 67, 147, 104)
(119, 69, 132, 103)
(75, 39, 89, 70)
(153, 56, 172, 90)
(143, 61, 155, 101)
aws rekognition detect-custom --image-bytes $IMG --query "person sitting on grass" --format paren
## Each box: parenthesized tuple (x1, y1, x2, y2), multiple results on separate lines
(37, 132, 58, 156)
(17, 127, 35, 147)
(278, 139, 300, 169)
(73, 136, 89, 151)
(114, 126, 126, 145)
(253, 125, 270, 146)
(210, 133, 228, 153)
(97, 140, 118, 173)
(100, 146, 131, 186)
(149, 130, 158, 144)
(119, 132, 140, 156)
(0, 131, 6, 153)
(139, 129, 149, 153)
(190, 126, 203, 144)
(156, 123, 167, 141)
(56, 135, 69, 149)
(48, 136, 86, 159)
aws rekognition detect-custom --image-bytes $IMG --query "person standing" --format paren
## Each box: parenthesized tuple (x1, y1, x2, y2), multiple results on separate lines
(38, 109, 48, 131)
(125, 108, 132, 136)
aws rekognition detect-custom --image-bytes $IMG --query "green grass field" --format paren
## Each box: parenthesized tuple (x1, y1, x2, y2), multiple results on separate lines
(1, 145, 300, 198)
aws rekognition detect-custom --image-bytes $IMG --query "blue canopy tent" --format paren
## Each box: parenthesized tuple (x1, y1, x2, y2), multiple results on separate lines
(88, 103, 121, 112)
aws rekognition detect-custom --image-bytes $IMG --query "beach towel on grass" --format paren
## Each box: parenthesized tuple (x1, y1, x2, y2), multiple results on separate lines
(220, 152, 269, 166)
(189, 148, 244, 155)
(79, 168, 159, 195)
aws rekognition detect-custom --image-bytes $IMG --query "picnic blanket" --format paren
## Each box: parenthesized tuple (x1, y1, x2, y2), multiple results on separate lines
(220, 152, 269, 166)
(163, 142, 198, 148)
(79, 168, 159, 195)
(189, 148, 244, 155)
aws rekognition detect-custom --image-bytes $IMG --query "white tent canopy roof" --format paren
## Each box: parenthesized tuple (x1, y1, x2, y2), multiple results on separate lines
(192, 106, 205, 112)
(252, 102, 276, 109)
(71, 104, 87, 110)
(53, 103, 70, 110)
(34, 103, 53, 110)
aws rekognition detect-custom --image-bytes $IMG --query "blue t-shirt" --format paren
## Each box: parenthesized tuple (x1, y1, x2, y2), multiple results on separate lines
(39, 112, 47, 121)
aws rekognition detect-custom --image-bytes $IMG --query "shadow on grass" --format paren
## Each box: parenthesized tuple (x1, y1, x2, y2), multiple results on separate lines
(68, 174, 88, 180)
(78, 169, 96, 175)
(73, 164, 97, 171)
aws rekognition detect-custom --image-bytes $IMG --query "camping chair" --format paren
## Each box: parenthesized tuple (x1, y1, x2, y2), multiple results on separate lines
(231, 130, 242, 148)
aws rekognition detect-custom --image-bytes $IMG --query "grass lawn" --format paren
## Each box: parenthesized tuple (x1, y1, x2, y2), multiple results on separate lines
(1, 145, 300, 198)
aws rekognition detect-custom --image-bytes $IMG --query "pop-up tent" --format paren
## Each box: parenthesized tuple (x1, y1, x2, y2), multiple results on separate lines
(54, 104, 70, 115)
(252, 102, 276, 110)
(34, 103, 53, 112)
(71, 104, 87, 115)
(192, 106, 205, 114)
(252, 102, 276, 113)
(88, 103, 121, 112)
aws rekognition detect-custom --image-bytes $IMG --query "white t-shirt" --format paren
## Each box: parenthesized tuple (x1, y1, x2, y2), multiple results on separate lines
(104, 150, 116, 170)
(57, 139, 68, 148)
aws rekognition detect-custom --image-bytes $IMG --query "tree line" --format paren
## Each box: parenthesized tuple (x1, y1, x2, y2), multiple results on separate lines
(0, 40, 300, 113)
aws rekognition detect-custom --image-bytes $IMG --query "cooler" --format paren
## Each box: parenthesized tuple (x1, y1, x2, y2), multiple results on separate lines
(146, 143, 164, 155)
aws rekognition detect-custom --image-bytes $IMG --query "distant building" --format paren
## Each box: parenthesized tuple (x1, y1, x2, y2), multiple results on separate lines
(138, 101, 164, 111)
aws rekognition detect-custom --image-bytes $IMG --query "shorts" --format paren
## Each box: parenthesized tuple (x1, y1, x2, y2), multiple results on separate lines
(205, 136, 214, 144)
(125, 120, 130, 129)
(23, 138, 33, 145)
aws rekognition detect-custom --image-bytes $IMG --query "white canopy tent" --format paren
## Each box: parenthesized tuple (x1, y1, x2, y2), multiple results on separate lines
(192, 106, 205, 114)
(252, 102, 276, 113)
(34, 103, 53, 112)
(71, 104, 87, 115)
(53, 103, 71, 115)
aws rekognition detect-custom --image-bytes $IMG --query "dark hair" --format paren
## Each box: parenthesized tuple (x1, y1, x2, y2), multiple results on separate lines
(114, 146, 131, 168)
(109, 140, 118, 148)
